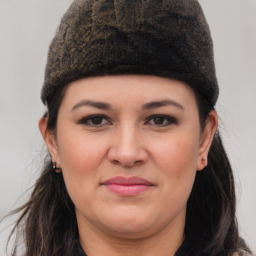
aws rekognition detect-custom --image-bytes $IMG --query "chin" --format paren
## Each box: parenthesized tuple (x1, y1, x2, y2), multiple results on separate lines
(103, 222, 155, 239)
(95, 206, 161, 238)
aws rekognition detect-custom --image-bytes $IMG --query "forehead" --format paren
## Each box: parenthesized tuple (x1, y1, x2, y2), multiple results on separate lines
(60, 75, 197, 110)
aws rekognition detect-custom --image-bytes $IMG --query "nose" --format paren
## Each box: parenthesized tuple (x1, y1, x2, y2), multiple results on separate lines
(107, 124, 148, 168)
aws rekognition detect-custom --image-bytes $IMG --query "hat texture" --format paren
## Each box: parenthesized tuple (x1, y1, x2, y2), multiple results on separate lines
(41, 0, 219, 107)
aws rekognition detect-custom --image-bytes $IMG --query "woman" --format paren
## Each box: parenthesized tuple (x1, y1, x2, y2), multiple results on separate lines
(8, 0, 252, 255)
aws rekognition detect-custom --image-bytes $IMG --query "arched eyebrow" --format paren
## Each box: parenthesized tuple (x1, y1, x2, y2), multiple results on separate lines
(142, 100, 184, 111)
(71, 99, 184, 111)
(71, 100, 113, 111)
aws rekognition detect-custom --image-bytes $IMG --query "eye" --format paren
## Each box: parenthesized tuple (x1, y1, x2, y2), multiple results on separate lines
(146, 115, 178, 127)
(78, 115, 111, 127)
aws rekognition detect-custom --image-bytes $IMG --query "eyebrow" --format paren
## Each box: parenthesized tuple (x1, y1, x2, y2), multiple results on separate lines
(71, 100, 113, 111)
(142, 99, 184, 111)
(71, 99, 184, 111)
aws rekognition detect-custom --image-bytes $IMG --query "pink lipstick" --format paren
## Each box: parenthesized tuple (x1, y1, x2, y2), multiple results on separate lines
(101, 176, 154, 196)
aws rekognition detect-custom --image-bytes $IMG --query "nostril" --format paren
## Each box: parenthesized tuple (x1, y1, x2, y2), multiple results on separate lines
(111, 159, 145, 167)
(134, 160, 144, 166)
(107, 144, 148, 167)
(112, 160, 120, 165)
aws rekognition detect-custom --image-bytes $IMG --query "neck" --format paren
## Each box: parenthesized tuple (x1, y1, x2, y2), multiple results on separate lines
(77, 214, 185, 256)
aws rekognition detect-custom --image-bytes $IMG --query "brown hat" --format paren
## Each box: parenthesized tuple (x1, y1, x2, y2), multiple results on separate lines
(41, 0, 218, 108)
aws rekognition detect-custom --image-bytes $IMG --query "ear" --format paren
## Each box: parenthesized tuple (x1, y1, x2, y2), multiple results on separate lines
(39, 117, 59, 163)
(197, 110, 218, 171)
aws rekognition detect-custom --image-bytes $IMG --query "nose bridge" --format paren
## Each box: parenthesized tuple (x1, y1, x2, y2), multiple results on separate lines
(108, 121, 148, 167)
(118, 122, 138, 152)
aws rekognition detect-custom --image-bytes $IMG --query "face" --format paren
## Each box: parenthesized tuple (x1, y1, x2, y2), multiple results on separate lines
(41, 75, 217, 241)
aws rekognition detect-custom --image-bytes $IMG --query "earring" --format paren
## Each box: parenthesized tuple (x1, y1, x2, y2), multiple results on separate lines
(53, 162, 62, 173)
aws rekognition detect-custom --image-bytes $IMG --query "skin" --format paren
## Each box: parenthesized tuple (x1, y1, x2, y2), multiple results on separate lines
(39, 75, 218, 256)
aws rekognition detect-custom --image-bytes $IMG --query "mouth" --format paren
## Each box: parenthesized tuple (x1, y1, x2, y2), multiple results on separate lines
(100, 176, 155, 196)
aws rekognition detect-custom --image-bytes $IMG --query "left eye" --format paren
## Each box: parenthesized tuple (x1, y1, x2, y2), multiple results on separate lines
(146, 115, 178, 126)
(78, 115, 110, 127)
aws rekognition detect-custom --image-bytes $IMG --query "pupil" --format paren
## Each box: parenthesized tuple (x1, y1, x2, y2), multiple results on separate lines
(92, 117, 102, 125)
(154, 117, 164, 125)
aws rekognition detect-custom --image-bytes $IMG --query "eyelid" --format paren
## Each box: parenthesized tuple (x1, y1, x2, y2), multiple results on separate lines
(77, 114, 178, 127)
(77, 114, 112, 126)
(145, 114, 178, 126)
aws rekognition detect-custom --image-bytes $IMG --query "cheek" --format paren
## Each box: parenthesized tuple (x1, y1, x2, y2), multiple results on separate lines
(57, 128, 107, 174)
(56, 130, 109, 202)
(154, 136, 199, 174)
(152, 134, 199, 199)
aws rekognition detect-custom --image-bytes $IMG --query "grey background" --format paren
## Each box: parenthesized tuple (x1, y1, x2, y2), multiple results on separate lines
(0, 0, 255, 254)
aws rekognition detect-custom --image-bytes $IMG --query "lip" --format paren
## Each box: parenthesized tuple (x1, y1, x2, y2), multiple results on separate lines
(100, 176, 155, 196)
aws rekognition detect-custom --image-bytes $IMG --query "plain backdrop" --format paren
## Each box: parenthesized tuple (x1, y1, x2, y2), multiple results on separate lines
(0, 0, 255, 254)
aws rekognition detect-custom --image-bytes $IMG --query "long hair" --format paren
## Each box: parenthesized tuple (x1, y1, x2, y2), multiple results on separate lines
(6, 85, 251, 256)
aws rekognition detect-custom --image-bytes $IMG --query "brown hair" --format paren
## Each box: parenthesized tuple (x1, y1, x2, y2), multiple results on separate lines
(5, 84, 251, 256)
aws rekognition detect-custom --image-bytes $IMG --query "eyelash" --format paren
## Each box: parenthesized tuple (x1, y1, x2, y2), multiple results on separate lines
(78, 115, 111, 127)
(145, 115, 178, 126)
(78, 114, 178, 127)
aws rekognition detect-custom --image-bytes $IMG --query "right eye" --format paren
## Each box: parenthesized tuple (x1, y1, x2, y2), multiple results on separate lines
(78, 115, 111, 127)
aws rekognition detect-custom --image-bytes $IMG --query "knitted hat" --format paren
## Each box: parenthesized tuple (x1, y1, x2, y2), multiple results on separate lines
(41, 0, 218, 108)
